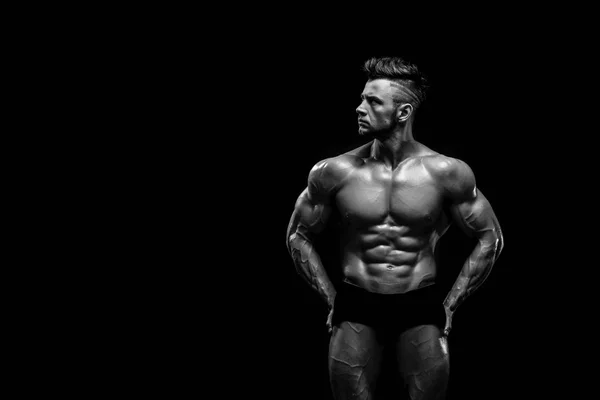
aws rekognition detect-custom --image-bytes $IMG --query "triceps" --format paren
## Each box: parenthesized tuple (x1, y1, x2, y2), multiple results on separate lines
(453, 193, 503, 267)
(451, 190, 499, 238)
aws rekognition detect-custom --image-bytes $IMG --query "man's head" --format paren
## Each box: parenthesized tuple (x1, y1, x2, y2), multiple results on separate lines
(356, 57, 429, 136)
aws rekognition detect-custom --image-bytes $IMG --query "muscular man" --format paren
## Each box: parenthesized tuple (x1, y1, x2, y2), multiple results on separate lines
(286, 57, 504, 400)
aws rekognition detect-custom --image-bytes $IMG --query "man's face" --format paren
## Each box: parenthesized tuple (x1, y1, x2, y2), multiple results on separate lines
(356, 79, 400, 136)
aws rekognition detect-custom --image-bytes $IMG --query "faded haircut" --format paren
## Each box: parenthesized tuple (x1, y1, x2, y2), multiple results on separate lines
(363, 57, 429, 109)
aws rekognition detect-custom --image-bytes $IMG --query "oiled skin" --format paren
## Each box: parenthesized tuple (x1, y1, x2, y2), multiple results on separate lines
(327, 141, 452, 294)
(286, 77, 504, 399)
(287, 140, 503, 399)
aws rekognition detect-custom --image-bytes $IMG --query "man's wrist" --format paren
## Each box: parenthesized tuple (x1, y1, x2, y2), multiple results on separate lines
(327, 293, 336, 308)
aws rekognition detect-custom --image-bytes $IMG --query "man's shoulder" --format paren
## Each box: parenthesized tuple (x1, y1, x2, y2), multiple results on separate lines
(307, 146, 368, 196)
(420, 153, 476, 201)
(309, 153, 359, 186)
(310, 141, 372, 178)
(421, 153, 474, 181)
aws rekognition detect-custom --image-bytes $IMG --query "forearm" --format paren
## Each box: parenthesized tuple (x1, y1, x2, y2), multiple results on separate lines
(444, 232, 502, 311)
(287, 230, 336, 306)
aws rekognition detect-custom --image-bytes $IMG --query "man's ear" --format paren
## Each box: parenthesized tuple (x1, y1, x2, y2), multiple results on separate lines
(396, 103, 413, 123)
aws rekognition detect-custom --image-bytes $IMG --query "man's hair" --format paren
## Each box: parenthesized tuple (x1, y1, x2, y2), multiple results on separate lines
(363, 57, 429, 109)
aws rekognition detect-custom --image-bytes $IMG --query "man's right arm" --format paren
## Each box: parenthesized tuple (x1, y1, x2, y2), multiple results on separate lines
(286, 161, 337, 308)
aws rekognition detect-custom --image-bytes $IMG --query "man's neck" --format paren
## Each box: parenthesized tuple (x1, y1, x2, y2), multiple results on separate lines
(370, 125, 419, 169)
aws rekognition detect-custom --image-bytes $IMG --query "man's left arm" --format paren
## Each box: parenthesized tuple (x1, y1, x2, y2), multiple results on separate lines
(442, 160, 505, 335)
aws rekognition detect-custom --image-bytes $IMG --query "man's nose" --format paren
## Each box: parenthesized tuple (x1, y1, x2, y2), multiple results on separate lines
(356, 102, 366, 116)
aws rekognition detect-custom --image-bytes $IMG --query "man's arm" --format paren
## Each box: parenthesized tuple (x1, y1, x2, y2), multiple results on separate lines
(286, 161, 337, 308)
(441, 160, 505, 320)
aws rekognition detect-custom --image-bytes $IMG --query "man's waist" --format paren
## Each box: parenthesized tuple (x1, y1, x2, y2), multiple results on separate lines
(341, 258, 437, 292)
(339, 277, 442, 304)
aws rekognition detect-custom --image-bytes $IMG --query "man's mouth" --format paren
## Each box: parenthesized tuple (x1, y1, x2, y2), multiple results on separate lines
(358, 120, 369, 126)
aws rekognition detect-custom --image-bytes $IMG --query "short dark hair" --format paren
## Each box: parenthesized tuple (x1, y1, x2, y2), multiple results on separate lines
(363, 57, 429, 108)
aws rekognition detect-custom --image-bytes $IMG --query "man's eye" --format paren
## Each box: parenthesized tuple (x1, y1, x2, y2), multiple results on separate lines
(361, 97, 380, 105)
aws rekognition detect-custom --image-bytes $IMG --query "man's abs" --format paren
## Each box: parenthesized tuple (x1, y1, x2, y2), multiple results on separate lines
(333, 162, 447, 294)
(341, 227, 438, 294)
(325, 151, 450, 293)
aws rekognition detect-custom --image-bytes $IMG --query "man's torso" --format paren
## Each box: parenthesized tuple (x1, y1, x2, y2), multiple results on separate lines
(322, 141, 453, 294)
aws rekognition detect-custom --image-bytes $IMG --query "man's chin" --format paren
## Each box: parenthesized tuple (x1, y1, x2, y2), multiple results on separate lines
(358, 127, 371, 136)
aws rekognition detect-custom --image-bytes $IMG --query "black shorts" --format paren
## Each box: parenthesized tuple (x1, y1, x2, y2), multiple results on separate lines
(332, 282, 446, 336)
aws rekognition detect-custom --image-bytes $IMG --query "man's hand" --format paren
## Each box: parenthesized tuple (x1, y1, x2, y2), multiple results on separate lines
(443, 306, 453, 337)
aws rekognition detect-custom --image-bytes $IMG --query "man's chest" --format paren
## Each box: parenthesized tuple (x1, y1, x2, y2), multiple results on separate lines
(335, 164, 446, 226)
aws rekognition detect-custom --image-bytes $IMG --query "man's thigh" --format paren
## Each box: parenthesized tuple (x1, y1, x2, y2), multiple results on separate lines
(328, 321, 384, 400)
(396, 325, 450, 400)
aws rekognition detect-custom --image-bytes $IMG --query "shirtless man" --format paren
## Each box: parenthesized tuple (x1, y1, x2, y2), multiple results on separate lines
(286, 57, 504, 400)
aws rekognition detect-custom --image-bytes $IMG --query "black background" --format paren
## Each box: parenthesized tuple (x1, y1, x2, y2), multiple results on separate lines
(134, 31, 592, 398)
(29, 11, 596, 398)
(206, 49, 567, 399)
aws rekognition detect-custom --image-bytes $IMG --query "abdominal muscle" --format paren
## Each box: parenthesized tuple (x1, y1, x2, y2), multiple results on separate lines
(341, 230, 438, 294)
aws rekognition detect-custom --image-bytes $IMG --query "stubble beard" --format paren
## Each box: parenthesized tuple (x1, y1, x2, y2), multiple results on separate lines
(359, 125, 392, 142)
